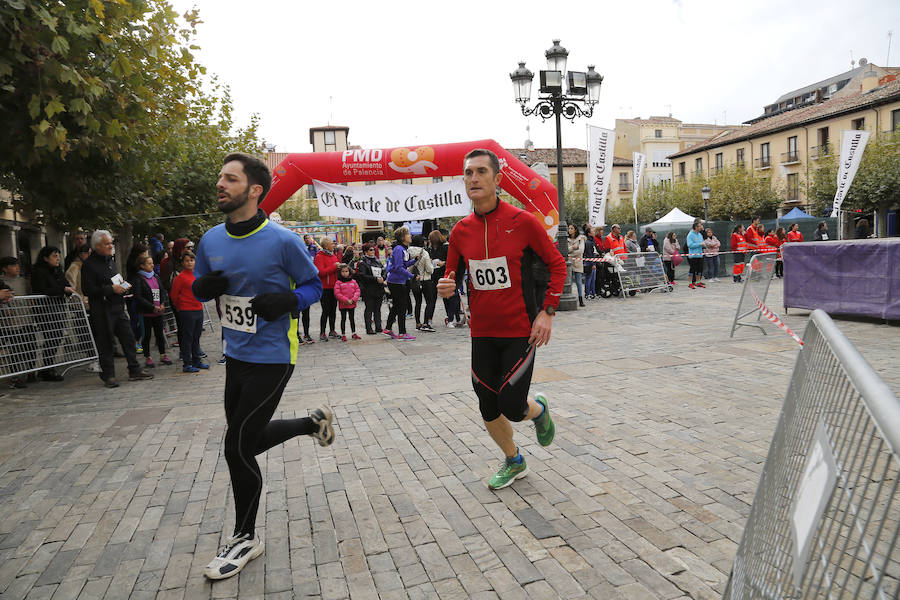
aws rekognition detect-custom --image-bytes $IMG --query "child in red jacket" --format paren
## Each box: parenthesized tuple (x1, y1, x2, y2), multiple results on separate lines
(170, 251, 207, 372)
(333, 263, 361, 341)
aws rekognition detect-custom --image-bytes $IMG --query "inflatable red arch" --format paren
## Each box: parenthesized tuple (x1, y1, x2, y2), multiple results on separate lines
(261, 139, 560, 238)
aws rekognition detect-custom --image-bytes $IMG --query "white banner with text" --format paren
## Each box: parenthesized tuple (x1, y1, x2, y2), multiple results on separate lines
(632, 152, 646, 211)
(588, 126, 615, 227)
(831, 130, 870, 217)
(314, 179, 471, 221)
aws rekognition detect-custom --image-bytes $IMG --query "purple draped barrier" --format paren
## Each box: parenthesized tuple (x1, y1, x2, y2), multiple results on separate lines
(783, 238, 900, 320)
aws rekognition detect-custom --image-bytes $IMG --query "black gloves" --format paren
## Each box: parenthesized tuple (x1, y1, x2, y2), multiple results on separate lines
(192, 270, 229, 299)
(250, 292, 298, 321)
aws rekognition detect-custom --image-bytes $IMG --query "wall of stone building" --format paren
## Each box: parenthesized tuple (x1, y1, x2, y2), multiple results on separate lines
(672, 99, 900, 207)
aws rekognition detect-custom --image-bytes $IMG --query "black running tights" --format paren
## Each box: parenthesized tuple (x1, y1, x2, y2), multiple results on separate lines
(224, 358, 315, 537)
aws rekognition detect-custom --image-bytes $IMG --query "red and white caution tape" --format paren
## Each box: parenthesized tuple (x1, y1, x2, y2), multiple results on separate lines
(749, 287, 804, 346)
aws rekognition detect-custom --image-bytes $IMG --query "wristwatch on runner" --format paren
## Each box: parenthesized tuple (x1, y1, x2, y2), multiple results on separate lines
(543, 306, 556, 316)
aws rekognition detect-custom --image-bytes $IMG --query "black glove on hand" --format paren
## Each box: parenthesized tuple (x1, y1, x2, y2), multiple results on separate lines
(250, 292, 298, 321)
(192, 270, 230, 299)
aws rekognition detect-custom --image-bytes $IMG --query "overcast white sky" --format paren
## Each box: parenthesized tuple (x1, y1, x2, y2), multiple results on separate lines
(171, 0, 898, 154)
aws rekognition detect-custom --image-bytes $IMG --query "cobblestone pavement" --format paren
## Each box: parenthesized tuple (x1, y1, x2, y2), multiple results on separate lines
(1, 276, 898, 599)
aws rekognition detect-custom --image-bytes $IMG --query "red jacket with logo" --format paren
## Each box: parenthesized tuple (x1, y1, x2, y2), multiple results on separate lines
(605, 233, 627, 255)
(744, 225, 762, 250)
(446, 200, 566, 338)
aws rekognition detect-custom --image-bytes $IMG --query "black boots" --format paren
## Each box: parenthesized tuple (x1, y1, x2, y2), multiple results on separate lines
(578, 296, 585, 307)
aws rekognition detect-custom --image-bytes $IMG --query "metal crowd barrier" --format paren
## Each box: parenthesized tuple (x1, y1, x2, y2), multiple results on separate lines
(0, 294, 99, 379)
(730, 253, 777, 337)
(161, 304, 215, 341)
(724, 309, 900, 599)
(616, 252, 673, 298)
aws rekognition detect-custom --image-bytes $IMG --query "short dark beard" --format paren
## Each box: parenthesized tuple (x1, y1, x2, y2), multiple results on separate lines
(218, 186, 251, 214)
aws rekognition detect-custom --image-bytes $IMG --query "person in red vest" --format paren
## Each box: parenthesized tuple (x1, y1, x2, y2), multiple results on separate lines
(785, 223, 804, 243)
(744, 216, 762, 254)
(593, 226, 609, 254)
(731, 225, 747, 283)
(605, 224, 627, 256)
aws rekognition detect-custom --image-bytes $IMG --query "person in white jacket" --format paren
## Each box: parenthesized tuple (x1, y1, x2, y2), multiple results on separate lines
(408, 240, 436, 331)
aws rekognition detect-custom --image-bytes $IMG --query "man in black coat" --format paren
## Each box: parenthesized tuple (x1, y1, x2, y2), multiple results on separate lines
(81, 230, 153, 388)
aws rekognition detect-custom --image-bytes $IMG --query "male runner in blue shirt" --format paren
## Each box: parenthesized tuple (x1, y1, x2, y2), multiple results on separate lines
(192, 153, 334, 580)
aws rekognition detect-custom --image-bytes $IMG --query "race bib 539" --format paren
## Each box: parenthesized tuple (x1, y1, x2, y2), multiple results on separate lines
(468, 257, 511, 291)
(221, 295, 256, 333)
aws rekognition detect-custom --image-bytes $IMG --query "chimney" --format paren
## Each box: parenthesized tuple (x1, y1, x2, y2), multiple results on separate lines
(861, 62, 879, 93)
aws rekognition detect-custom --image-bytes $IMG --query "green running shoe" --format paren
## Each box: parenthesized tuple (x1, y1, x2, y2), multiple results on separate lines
(533, 393, 555, 446)
(488, 456, 528, 490)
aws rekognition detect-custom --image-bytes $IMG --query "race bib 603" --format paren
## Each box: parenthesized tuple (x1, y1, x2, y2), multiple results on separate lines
(468, 257, 511, 291)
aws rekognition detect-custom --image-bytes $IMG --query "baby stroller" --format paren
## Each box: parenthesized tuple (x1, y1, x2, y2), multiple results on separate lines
(596, 254, 621, 298)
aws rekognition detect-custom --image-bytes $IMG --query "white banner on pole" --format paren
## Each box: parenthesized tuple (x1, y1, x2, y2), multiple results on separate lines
(314, 179, 471, 221)
(632, 152, 646, 211)
(588, 126, 615, 227)
(830, 130, 870, 217)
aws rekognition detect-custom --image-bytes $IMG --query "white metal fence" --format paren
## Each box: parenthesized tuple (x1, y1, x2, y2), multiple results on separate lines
(730, 253, 777, 338)
(0, 294, 98, 379)
(724, 309, 900, 599)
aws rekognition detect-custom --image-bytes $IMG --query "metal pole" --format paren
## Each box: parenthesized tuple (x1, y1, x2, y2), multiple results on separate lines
(554, 95, 577, 311)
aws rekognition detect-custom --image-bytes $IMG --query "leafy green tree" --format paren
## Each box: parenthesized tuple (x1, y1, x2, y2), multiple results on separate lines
(806, 133, 900, 219)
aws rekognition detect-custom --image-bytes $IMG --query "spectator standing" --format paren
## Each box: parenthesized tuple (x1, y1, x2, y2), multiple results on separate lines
(772, 227, 786, 278)
(149, 233, 165, 264)
(81, 230, 153, 387)
(314, 236, 340, 341)
(605, 224, 627, 256)
(855, 218, 871, 239)
(303, 234, 318, 260)
(744, 216, 762, 254)
(624, 230, 640, 254)
(786, 223, 804, 243)
(30, 246, 73, 381)
(0, 276, 27, 389)
(65, 245, 91, 302)
(702, 228, 721, 282)
(731, 225, 747, 283)
(170, 251, 207, 372)
(593, 226, 608, 254)
(132, 255, 172, 367)
(581, 225, 597, 300)
(409, 239, 436, 331)
(384, 226, 416, 340)
(334, 263, 361, 341)
(375, 236, 390, 265)
(64, 231, 89, 270)
(1, 256, 36, 387)
(686, 222, 705, 289)
(427, 230, 462, 327)
(814, 221, 829, 241)
(662, 232, 678, 284)
(356, 243, 386, 334)
(0, 256, 29, 297)
(639, 228, 659, 253)
(567, 224, 585, 307)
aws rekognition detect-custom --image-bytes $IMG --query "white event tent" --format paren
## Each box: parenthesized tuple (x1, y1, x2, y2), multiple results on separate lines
(640, 208, 698, 233)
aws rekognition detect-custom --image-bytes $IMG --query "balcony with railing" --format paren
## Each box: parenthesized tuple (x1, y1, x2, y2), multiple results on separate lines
(618, 182, 632, 192)
(810, 145, 831, 160)
(754, 156, 771, 169)
(781, 151, 800, 165)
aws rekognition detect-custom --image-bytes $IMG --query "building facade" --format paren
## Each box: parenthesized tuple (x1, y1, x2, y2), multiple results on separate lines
(667, 75, 900, 217)
(614, 117, 741, 188)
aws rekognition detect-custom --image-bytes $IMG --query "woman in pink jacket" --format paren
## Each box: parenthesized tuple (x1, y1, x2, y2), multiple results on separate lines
(334, 263, 361, 341)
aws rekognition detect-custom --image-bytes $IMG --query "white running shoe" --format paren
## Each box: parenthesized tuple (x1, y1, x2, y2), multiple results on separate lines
(204, 534, 264, 580)
(310, 406, 335, 447)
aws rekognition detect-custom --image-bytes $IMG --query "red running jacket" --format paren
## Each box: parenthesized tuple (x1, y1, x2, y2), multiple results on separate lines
(314, 250, 340, 290)
(446, 200, 566, 338)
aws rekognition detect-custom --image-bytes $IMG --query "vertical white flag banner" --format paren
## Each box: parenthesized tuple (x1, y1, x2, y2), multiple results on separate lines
(631, 152, 646, 211)
(831, 130, 870, 217)
(588, 126, 615, 227)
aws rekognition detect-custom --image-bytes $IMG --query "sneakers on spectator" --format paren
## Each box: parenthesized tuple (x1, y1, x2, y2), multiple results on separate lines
(104, 377, 119, 388)
(420, 323, 435, 332)
(398, 333, 416, 341)
(145, 357, 155, 368)
(341, 335, 347, 342)
(194, 362, 210, 370)
(304, 335, 314, 344)
(183, 365, 199, 373)
(382, 329, 397, 339)
(319, 333, 328, 342)
(87, 361, 102, 373)
(688, 283, 696, 289)
(204, 533, 264, 580)
(198, 351, 207, 358)
(696, 282, 706, 288)
(351, 333, 362, 340)
(328, 331, 340, 339)
(309, 406, 335, 447)
(129, 370, 154, 380)
(217, 356, 227, 365)
(135, 344, 143, 354)
(160, 355, 173, 365)
(488, 456, 528, 490)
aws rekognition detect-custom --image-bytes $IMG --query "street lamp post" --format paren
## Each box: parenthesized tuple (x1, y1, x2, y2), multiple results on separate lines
(701, 184, 711, 222)
(510, 40, 603, 311)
